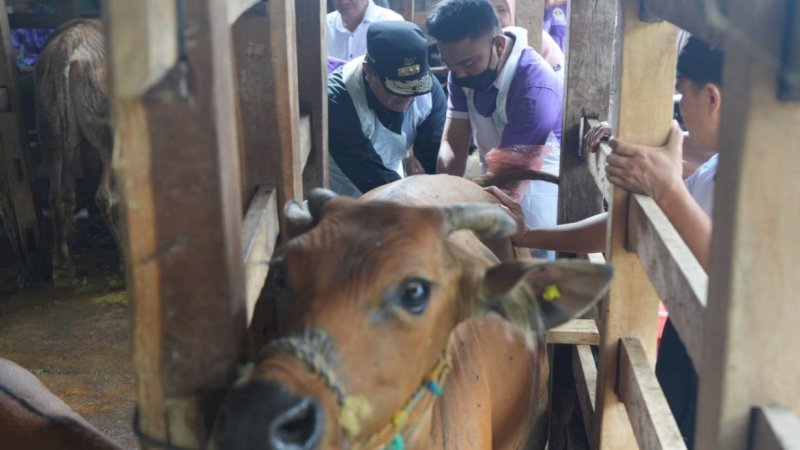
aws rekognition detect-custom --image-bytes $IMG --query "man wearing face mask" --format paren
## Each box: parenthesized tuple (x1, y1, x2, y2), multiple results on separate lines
(328, 21, 447, 197)
(426, 0, 563, 242)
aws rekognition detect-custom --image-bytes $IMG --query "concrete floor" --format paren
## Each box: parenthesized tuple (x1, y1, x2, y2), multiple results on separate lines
(0, 246, 139, 449)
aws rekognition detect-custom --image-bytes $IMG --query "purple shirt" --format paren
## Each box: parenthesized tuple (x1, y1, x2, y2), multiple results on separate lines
(543, 5, 568, 50)
(327, 56, 347, 74)
(447, 46, 562, 148)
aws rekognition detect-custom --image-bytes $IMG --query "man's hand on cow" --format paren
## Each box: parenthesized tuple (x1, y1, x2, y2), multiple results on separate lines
(605, 120, 685, 203)
(484, 186, 527, 244)
(583, 122, 613, 154)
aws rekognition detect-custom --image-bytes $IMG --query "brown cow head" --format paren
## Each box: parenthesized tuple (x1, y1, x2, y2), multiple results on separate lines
(210, 190, 612, 450)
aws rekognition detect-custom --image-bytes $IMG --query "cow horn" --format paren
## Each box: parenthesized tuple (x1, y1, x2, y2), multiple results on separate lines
(308, 188, 338, 220)
(441, 203, 517, 240)
(284, 201, 314, 238)
(285, 200, 313, 226)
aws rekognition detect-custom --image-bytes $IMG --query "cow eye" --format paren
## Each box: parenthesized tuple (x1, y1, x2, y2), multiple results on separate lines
(399, 278, 431, 315)
(268, 259, 287, 292)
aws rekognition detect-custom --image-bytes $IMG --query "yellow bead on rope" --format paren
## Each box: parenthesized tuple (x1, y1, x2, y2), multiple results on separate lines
(542, 283, 561, 302)
(339, 395, 372, 439)
(392, 410, 408, 429)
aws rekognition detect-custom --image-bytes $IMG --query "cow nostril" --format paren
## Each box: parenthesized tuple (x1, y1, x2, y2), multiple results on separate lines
(269, 397, 321, 449)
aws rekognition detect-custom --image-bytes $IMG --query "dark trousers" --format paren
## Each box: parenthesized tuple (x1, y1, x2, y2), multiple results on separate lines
(655, 319, 698, 449)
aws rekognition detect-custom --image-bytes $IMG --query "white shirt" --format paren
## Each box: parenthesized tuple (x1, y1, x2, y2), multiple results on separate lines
(326, 1, 404, 61)
(684, 153, 718, 216)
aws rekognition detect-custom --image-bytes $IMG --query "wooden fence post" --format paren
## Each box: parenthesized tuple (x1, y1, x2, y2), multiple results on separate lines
(296, 0, 329, 193)
(592, 1, 676, 448)
(0, 2, 41, 277)
(557, 0, 614, 229)
(516, 0, 543, 52)
(696, 0, 800, 447)
(107, 0, 246, 446)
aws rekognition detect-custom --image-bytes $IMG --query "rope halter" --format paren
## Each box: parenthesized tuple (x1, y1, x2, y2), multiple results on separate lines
(261, 331, 452, 449)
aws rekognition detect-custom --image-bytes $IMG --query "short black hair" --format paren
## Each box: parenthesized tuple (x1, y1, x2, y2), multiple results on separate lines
(677, 37, 725, 87)
(426, 0, 501, 43)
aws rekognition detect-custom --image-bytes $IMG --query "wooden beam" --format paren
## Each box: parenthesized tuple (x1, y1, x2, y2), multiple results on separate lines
(387, 0, 415, 21)
(573, 344, 597, 439)
(750, 405, 800, 450)
(641, 0, 726, 48)
(228, 0, 262, 25)
(557, 0, 614, 230)
(546, 318, 599, 345)
(242, 186, 279, 324)
(106, 0, 178, 99)
(627, 193, 707, 369)
(0, 2, 41, 277)
(618, 337, 687, 450)
(295, 0, 329, 194)
(515, 0, 543, 52)
(593, 1, 677, 448)
(696, 0, 800, 448)
(232, 1, 303, 212)
(108, 0, 246, 445)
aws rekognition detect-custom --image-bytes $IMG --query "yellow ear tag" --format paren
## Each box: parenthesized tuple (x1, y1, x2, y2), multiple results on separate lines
(542, 284, 561, 301)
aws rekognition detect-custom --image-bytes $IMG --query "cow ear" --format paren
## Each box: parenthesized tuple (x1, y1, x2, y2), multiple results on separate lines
(477, 260, 613, 334)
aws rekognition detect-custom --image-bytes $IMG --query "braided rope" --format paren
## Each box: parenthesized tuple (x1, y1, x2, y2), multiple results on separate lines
(261, 335, 452, 449)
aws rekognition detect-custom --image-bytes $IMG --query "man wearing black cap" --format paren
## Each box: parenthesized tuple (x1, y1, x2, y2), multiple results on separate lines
(327, 21, 447, 197)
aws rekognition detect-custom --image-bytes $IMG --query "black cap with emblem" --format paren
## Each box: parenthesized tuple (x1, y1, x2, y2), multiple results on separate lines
(676, 37, 725, 86)
(366, 21, 434, 97)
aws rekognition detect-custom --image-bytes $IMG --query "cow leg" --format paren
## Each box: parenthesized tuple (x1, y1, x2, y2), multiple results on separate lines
(94, 146, 122, 272)
(49, 145, 77, 282)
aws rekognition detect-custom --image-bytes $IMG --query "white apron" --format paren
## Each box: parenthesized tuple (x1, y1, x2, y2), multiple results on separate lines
(329, 56, 433, 197)
(462, 27, 561, 238)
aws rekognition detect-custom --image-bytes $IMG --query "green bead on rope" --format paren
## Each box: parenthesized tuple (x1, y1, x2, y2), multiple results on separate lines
(389, 434, 405, 450)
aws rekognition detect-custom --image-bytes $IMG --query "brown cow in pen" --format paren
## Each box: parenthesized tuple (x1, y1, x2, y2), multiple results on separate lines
(35, 19, 118, 281)
(0, 358, 122, 450)
(210, 175, 612, 449)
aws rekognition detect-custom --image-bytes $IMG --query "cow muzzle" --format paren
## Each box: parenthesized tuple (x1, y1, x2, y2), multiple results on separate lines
(213, 380, 323, 450)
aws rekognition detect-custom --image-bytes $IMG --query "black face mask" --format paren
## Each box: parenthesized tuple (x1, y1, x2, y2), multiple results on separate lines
(453, 37, 500, 91)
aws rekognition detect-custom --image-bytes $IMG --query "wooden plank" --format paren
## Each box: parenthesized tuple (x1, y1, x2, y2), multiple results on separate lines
(628, 193, 707, 370)
(0, 5, 41, 276)
(557, 0, 614, 229)
(696, 0, 800, 448)
(515, 0, 543, 52)
(228, 0, 262, 25)
(299, 114, 312, 170)
(593, 1, 677, 448)
(108, 0, 247, 445)
(573, 344, 597, 439)
(9, 14, 72, 29)
(546, 318, 599, 345)
(106, 0, 178, 99)
(750, 406, 800, 450)
(232, 1, 303, 212)
(641, 0, 726, 48)
(387, 0, 415, 21)
(241, 186, 279, 323)
(618, 337, 687, 450)
(295, 0, 329, 194)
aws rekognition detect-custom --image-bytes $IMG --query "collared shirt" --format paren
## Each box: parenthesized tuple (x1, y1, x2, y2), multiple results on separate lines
(326, 1, 403, 61)
(446, 44, 563, 148)
(684, 153, 718, 216)
(328, 68, 447, 192)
